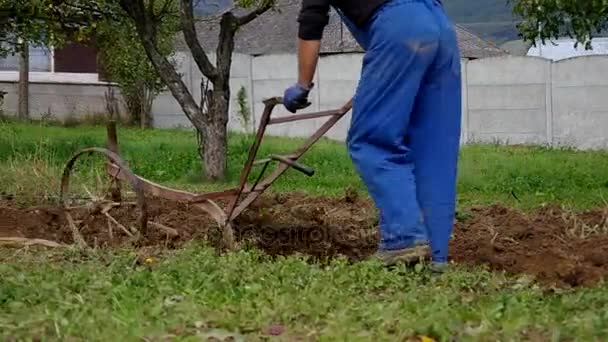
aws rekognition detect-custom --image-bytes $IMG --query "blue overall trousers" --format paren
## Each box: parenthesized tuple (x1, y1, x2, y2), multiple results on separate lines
(338, 0, 462, 263)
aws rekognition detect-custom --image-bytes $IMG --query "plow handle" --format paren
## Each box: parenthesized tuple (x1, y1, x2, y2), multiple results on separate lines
(270, 155, 315, 177)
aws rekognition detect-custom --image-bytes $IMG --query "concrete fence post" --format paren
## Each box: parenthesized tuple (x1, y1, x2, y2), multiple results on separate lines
(545, 60, 554, 146)
(460, 58, 469, 145)
(248, 54, 256, 130)
(316, 58, 321, 113)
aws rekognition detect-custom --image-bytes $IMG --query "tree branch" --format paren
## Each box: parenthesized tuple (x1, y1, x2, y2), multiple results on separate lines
(0, 2, 109, 28)
(147, 0, 157, 20)
(61, 1, 117, 20)
(216, 12, 237, 84)
(213, 3, 273, 86)
(179, 0, 218, 80)
(156, 0, 178, 20)
(193, 5, 240, 22)
(119, 0, 205, 132)
(236, 3, 273, 26)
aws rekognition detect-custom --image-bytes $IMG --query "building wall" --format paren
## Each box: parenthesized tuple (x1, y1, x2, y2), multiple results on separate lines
(0, 41, 99, 73)
(2, 53, 608, 151)
(0, 73, 119, 121)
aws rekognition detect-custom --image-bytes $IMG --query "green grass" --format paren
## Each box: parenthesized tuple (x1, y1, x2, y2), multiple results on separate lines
(2, 121, 608, 209)
(3, 122, 608, 340)
(2, 244, 608, 341)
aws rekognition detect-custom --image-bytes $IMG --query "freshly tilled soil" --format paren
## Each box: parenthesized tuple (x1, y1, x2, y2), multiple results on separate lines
(2, 193, 608, 288)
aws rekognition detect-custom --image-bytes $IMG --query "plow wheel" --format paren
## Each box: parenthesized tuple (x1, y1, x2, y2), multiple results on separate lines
(59, 147, 148, 248)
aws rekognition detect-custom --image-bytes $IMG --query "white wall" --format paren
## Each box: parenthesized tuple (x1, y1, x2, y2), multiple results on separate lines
(2, 52, 608, 151)
(465, 56, 550, 145)
(317, 54, 361, 141)
(552, 56, 608, 149)
(151, 53, 608, 150)
(151, 52, 256, 132)
(0, 74, 120, 120)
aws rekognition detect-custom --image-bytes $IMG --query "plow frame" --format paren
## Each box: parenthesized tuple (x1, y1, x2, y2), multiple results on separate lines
(60, 97, 352, 250)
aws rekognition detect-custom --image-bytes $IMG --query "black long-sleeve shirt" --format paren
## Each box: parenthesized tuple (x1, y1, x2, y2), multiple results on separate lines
(297, 0, 387, 40)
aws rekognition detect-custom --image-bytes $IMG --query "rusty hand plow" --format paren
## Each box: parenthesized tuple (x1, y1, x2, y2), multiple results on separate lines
(59, 97, 352, 250)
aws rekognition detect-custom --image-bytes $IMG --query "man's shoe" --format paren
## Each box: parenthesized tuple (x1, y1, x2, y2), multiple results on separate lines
(372, 244, 430, 266)
(428, 261, 449, 274)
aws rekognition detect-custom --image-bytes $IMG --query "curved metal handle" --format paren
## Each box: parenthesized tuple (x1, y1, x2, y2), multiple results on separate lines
(263, 97, 283, 106)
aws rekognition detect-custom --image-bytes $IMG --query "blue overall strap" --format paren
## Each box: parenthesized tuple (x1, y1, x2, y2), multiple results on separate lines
(344, 0, 462, 262)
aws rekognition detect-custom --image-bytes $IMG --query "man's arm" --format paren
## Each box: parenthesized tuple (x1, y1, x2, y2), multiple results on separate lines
(296, 0, 330, 87)
(297, 39, 321, 88)
(282, 0, 330, 112)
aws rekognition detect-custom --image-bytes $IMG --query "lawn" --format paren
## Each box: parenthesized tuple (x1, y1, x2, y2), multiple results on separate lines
(2, 120, 608, 341)
(2, 120, 608, 209)
(3, 245, 608, 341)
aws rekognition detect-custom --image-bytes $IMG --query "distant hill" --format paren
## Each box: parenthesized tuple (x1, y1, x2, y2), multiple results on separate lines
(194, 0, 520, 44)
(442, 0, 520, 44)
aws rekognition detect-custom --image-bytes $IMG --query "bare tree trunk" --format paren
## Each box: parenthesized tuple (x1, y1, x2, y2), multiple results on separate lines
(141, 86, 154, 129)
(118, 0, 271, 180)
(140, 103, 148, 128)
(201, 89, 229, 180)
(18, 40, 29, 120)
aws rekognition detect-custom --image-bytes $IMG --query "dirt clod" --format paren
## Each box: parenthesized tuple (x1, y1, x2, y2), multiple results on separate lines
(2, 195, 608, 288)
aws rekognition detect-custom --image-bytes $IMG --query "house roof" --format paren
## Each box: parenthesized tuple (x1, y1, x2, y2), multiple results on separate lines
(500, 39, 531, 56)
(180, 0, 507, 58)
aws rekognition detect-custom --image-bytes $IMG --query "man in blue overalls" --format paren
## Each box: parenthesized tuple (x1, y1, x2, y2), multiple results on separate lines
(283, 0, 462, 271)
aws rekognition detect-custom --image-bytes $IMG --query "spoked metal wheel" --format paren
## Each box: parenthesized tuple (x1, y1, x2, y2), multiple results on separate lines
(59, 147, 148, 248)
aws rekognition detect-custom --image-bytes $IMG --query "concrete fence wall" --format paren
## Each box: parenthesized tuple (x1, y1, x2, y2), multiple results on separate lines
(216, 53, 608, 150)
(155, 53, 608, 150)
(150, 53, 255, 132)
(0, 73, 120, 121)
(552, 57, 608, 149)
(2, 53, 608, 150)
(464, 55, 608, 149)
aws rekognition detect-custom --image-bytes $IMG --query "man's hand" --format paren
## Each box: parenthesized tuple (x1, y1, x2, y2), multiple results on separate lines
(283, 83, 313, 113)
(283, 39, 321, 113)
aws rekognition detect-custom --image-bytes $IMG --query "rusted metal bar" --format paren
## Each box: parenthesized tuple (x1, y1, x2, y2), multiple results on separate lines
(106, 121, 119, 153)
(250, 160, 270, 194)
(106, 121, 122, 202)
(225, 97, 281, 221)
(107, 163, 198, 202)
(228, 99, 353, 221)
(106, 162, 234, 248)
(61, 147, 148, 235)
(268, 154, 315, 177)
(61, 97, 352, 251)
(187, 188, 239, 203)
(268, 108, 343, 125)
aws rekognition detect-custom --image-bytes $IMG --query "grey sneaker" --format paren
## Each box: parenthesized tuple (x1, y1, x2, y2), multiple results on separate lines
(372, 244, 430, 266)
(428, 261, 449, 274)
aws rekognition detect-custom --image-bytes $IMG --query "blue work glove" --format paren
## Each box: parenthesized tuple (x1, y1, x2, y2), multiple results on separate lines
(283, 83, 313, 113)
